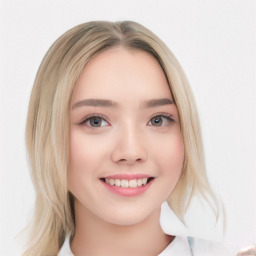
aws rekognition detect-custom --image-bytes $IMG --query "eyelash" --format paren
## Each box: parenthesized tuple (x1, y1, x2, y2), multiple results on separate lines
(78, 113, 175, 128)
(78, 114, 109, 127)
(148, 113, 174, 126)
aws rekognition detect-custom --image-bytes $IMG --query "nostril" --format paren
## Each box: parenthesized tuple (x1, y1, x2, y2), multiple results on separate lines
(111, 143, 148, 164)
(117, 158, 143, 164)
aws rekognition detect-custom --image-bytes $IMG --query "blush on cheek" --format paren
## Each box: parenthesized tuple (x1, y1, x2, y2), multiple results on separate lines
(165, 137, 184, 179)
(165, 135, 184, 161)
(69, 131, 90, 170)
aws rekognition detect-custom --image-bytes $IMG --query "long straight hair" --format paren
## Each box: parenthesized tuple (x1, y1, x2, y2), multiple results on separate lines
(24, 21, 218, 255)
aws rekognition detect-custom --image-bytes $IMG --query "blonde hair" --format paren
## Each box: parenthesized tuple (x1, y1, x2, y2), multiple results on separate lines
(24, 21, 218, 255)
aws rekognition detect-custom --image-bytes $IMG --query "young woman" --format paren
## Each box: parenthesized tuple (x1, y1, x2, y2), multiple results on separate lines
(24, 20, 250, 256)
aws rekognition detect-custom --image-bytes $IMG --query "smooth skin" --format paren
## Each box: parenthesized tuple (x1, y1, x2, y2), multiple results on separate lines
(68, 47, 184, 256)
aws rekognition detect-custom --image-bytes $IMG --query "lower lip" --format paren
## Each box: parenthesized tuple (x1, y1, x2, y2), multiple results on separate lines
(100, 179, 154, 197)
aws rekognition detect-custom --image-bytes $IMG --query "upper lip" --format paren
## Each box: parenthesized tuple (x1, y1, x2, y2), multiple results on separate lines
(101, 174, 153, 180)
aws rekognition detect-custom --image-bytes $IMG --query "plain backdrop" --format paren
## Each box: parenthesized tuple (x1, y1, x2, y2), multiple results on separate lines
(0, 0, 255, 255)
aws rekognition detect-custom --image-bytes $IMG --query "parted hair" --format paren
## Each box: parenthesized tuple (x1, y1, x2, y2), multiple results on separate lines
(24, 20, 218, 255)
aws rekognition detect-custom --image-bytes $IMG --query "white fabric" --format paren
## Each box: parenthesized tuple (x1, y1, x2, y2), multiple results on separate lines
(58, 235, 192, 256)
(160, 200, 224, 241)
(58, 235, 231, 256)
(58, 236, 74, 256)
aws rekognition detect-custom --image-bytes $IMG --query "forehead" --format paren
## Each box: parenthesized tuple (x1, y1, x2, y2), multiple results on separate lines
(72, 47, 172, 103)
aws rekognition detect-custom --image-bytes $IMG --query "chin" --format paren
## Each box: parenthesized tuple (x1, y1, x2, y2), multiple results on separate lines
(104, 215, 148, 226)
(100, 205, 160, 227)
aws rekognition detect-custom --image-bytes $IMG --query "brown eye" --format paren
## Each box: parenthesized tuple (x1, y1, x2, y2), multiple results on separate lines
(150, 116, 163, 126)
(89, 117, 103, 127)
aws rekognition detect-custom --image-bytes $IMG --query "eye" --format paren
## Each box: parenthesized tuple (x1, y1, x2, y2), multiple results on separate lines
(79, 115, 109, 127)
(148, 115, 174, 126)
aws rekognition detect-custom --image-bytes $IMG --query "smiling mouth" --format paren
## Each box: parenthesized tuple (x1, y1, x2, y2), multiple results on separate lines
(100, 177, 155, 188)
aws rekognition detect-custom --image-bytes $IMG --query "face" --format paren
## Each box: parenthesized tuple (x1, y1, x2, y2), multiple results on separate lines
(68, 47, 184, 226)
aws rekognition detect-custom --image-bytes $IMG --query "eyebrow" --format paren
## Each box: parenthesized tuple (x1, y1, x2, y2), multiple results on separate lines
(72, 99, 119, 109)
(71, 98, 173, 110)
(142, 98, 173, 108)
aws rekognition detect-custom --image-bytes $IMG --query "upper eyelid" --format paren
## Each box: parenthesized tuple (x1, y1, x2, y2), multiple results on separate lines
(147, 113, 176, 126)
(77, 114, 109, 125)
(148, 112, 175, 120)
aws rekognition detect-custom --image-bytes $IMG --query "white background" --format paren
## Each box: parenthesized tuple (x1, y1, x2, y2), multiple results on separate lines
(0, 0, 255, 255)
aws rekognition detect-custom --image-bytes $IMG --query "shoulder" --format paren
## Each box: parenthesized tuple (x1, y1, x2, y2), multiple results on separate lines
(188, 237, 232, 256)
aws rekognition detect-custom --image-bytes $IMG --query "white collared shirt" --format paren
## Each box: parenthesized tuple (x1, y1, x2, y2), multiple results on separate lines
(58, 235, 193, 256)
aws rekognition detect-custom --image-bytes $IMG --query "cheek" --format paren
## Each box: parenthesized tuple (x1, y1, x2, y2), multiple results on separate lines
(163, 137, 184, 198)
(69, 129, 108, 170)
(69, 133, 90, 175)
(168, 135, 184, 168)
(153, 133, 184, 182)
(68, 130, 106, 190)
(154, 131, 184, 163)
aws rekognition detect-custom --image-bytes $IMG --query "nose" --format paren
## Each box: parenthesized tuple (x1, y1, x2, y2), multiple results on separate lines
(111, 125, 148, 164)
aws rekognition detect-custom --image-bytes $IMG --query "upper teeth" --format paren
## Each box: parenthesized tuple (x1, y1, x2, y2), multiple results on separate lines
(105, 178, 148, 188)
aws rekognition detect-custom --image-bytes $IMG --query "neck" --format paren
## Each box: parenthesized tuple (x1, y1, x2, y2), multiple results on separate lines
(71, 200, 174, 256)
